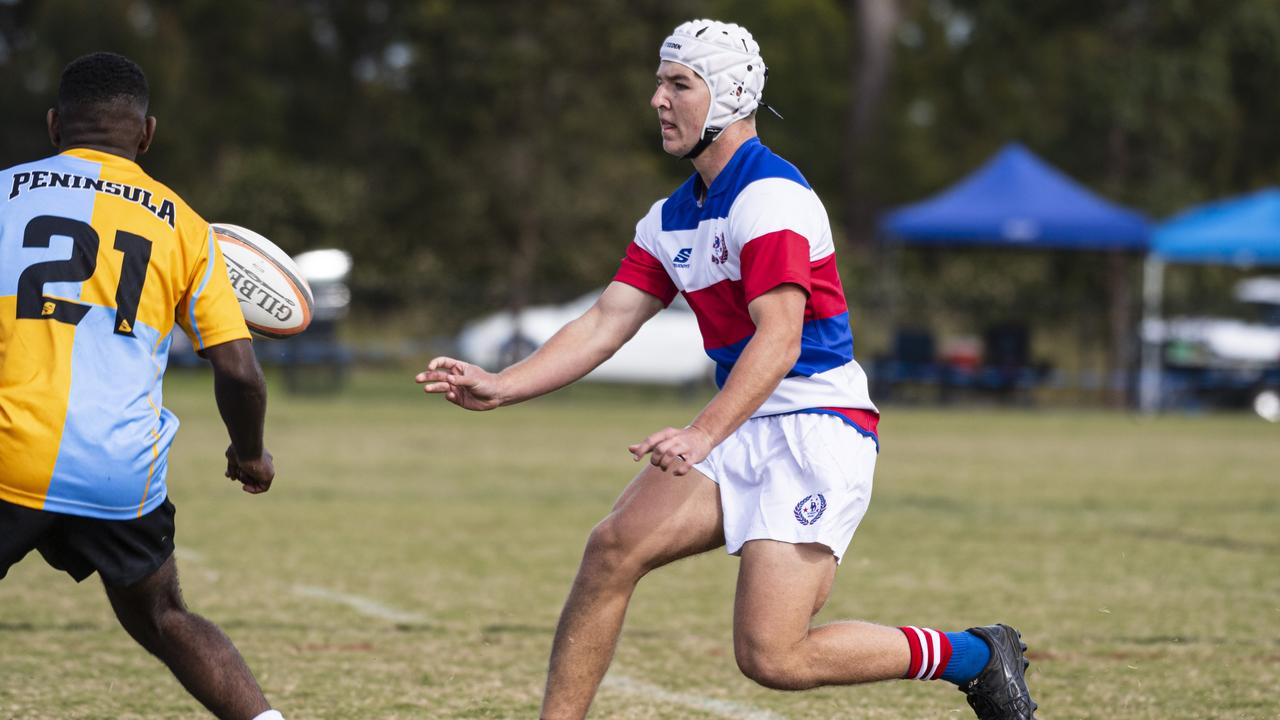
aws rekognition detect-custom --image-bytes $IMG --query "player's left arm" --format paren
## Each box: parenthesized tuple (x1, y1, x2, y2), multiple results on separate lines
(629, 283, 806, 474)
(205, 338, 274, 494)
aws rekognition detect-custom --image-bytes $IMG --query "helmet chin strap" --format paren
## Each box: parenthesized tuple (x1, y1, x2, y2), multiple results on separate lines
(682, 127, 720, 160)
(682, 99, 782, 161)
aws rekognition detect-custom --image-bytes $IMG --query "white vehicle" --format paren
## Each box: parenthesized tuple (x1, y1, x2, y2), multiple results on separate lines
(1153, 276, 1280, 421)
(456, 290, 713, 386)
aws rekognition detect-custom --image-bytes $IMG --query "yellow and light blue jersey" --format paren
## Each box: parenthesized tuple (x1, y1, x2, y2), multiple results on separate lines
(0, 149, 250, 520)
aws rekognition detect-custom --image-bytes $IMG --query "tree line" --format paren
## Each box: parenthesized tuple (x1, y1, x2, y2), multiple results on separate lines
(2, 0, 1276, 375)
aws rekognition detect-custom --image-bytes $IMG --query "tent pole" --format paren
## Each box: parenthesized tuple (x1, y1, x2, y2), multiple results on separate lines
(1138, 253, 1165, 414)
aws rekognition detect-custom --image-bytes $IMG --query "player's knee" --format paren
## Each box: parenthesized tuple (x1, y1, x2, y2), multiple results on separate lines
(117, 585, 188, 649)
(734, 643, 804, 691)
(581, 516, 643, 579)
(121, 607, 175, 654)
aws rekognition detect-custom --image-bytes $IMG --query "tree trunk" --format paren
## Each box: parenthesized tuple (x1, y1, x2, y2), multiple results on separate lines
(501, 18, 544, 366)
(1106, 251, 1134, 407)
(844, 0, 900, 249)
(1097, 0, 1150, 408)
(1104, 128, 1135, 408)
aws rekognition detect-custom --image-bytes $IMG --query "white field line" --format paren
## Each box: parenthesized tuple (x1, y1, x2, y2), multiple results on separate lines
(291, 584, 428, 624)
(176, 547, 426, 623)
(181, 549, 759, 719)
(603, 674, 787, 720)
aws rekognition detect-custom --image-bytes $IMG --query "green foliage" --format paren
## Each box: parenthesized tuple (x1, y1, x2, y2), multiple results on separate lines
(1, 1, 1277, 344)
(868, 0, 1280, 359)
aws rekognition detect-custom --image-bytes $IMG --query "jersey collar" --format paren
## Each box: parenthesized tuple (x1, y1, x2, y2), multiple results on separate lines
(59, 147, 143, 171)
(689, 137, 762, 204)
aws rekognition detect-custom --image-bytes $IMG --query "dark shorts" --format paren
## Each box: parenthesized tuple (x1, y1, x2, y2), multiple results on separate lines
(0, 498, 176, 587)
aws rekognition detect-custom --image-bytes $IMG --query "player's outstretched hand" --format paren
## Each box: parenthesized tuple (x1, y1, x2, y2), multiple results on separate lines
(629, 424, 714, 477)
(225, 445, 275, 494)
(415, 356, 504, 411)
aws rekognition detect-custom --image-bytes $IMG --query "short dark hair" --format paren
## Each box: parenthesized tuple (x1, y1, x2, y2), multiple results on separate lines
(57, 52, 149, 119)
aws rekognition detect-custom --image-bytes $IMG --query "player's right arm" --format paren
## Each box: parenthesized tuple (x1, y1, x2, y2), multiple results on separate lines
(204, 338, 274, 493)
(417, 281, 664, 410)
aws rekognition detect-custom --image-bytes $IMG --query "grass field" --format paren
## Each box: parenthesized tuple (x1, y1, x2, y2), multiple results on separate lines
(2, 368, 1277, 719)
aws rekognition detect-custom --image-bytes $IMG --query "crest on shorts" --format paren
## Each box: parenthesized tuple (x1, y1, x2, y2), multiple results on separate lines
(793, 494, 827, 525)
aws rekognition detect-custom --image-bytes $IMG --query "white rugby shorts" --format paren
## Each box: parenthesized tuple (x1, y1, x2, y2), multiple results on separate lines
(693, 412, 876, 564)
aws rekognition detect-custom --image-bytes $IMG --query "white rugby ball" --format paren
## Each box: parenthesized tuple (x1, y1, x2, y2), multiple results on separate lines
(212, 223, 314, 339)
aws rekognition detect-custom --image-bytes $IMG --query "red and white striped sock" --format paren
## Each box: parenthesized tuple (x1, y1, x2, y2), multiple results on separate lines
(898, 625, 954, 680)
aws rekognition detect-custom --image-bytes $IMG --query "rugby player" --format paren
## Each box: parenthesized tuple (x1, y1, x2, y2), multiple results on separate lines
(0, 52, 284, 720)
(419, 20, 1037, 720)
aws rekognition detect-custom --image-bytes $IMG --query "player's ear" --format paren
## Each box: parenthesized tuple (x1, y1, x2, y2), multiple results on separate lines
(137, 116, 157, 156)
(46, 108, 60, 149)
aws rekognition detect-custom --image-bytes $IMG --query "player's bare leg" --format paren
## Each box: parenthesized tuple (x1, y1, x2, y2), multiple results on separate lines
(104, 555, 272, 720)
(733, 540, 909, 689)
(540, 464, 725, 720)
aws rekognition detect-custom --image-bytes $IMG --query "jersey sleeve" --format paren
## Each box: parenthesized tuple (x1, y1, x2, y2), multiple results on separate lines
(176, 225, 251, 350)
(612, 242, 678, 306)
(611, 201, 678, 305)
(729, 179, 830, 304)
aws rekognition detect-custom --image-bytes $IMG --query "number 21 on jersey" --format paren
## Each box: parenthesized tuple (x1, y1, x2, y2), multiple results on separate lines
(16, 214, 152, 336)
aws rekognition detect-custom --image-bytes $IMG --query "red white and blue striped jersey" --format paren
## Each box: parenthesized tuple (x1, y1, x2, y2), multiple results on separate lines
(613, 138, 878, 440)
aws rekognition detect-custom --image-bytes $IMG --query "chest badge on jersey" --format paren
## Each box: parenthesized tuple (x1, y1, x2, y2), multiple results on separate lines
(672, 247, 693, 269)
(711, 232, 729, 264)
(793, 494, 827, 525)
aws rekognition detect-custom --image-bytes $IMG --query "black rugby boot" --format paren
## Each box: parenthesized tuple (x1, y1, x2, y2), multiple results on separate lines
(959, 624, 1038, 719)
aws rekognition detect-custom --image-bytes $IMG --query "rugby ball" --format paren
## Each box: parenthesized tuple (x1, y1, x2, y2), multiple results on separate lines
(212, 223, 313, 339)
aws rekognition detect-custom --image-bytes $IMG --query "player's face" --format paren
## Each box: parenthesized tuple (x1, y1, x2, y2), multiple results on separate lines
(651, 61, 710, 157)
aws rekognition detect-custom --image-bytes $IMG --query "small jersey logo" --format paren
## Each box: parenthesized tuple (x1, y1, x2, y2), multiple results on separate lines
(711, 232, 729, 264)
(793, 494, 827, 525)
(672, 247, 693, 268)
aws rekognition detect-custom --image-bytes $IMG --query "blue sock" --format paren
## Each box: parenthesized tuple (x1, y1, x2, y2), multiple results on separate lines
(940, 631, 991, 685)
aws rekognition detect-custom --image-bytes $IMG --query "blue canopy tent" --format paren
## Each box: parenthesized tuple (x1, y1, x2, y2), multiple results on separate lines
(1152, 188, 1280, 264)
(881, 143, 1149, 250)
(878, 143, 1150, 400)
(1139, 188, 1280, 411)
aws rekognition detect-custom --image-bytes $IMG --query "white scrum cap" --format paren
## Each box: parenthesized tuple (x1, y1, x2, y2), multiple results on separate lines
(659, 19, 767, 150)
